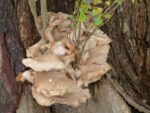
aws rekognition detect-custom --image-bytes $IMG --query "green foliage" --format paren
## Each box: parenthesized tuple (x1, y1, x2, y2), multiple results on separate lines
(94, 17, 103, 25)
(69, 0, 130, 67)
(71, 23, 76, 28)
(104, 14, 111, 19)
(75, 0, 79, 6)
(105, 1, 111, 5)
(91, 9, 98, 16)
(71, 0, 122, 28)
(114, 0, 121, 4)
(93, 0, 102, 5)
(131, 0, 135, 4)
(78, 12, 87, 22)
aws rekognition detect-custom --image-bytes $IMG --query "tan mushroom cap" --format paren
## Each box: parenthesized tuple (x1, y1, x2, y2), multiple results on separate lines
(33, 70, 84, 98)
(32, 86, 90, 107)
(26, 39, 53, 58)
(31, 70, 91, 107)
(26, 40, 43, 58)
(26, 12, 71, 58)
(78, 63, 111, 87)
(91, 30, 112, 45)
(16, 70, 35, 83)
(44, 12, 71, 41)
(22, 52, 65, 71)
(77, 44, 111, 86)
(86, 45, 110, 64)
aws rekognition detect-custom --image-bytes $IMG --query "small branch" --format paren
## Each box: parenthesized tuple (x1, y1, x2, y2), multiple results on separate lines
(40, 0, 48, 44)
(40, 0, 48, 34)
(29, 0, 48, 44)
(29, 0, 42, 33)
(73, 27, 97, 69)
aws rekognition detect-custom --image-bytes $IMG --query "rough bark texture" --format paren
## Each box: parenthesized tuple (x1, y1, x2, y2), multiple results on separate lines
(103, 0, 150, 112)
(0, 0, 24, 112)
(0, 0, 150, 113)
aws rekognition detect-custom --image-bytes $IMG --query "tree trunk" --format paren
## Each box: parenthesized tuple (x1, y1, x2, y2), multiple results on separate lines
(0, 0, 150, 113)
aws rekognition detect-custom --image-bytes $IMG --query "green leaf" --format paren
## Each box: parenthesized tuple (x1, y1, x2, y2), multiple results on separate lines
(91, 9, 97, 16)
(131, 0, 135, 4)
(104, 14, 111, 19)
(75, 0, 79, 6)
(73, 11, 77, 15)
(97, 7, 102, 13)
(114, 0, 121, 4)
(80, 3, 85, 8)
(98, 14, 102, 18)
(83, 0, 87, 3)
(71, 23, 76, 28)
(94, 17, 103, 26)
(80, 3, 89, 13)
(73, 15, 77, 19)
(78, 12, 87, 22)
(88, 23, 93, 27)
(88, 4, 92, 9)
(105, 1, 111, 5)
(70, 14, 73, 19)
(93, 0, 102, 5)
(82, 7, 88, 13)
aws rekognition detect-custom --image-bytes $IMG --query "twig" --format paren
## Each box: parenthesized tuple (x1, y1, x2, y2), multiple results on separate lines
(29, 0, 42, 34)
(74, 27, 97, 69)
(29, 0, 48, 44)
(40, 0, 49, 44)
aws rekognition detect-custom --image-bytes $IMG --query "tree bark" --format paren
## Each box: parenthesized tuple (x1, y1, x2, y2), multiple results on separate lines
(0, 0, 150, 113)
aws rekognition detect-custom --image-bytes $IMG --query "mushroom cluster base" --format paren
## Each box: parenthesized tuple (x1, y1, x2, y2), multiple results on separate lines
(16, 12, 111, 107)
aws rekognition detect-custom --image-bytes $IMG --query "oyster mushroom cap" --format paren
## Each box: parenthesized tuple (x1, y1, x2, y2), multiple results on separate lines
(84, 38, 97, 51)
(86, 45, 110, 64)
(32, 86, 91, 107)
(48, 12, 70, 27)
(31, 70, 91, 107)
(26, 40, 43, 58)
(33, 70, 85, 98)
(26, 39, 53, 58)
(65, 64, 77, 82)
(77, 44, 111, 86)
(34, 70, 69, 97)
(44, 12, 71, 42)
(80, 51, 90, 64)
(22, 52, 65, 71)
(77, 63, 111, 87)
(59, 19, 72, 28)
(51, 41, 68, 56)
(60, 54, 75, 66)
(91, 31, 112, 45)
(16, 70, 34, 83)
(44, 26, 54, 42)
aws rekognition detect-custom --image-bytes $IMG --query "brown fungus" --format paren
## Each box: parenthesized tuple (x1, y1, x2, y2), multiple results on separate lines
(18, 12, 112, 107)
(22, 52, 65, 71)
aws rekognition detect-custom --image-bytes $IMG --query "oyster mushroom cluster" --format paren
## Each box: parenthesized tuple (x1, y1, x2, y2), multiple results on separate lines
(16, 12, 111, 107)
